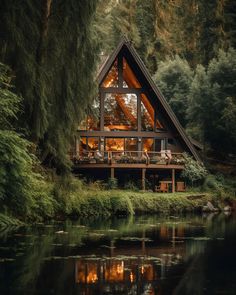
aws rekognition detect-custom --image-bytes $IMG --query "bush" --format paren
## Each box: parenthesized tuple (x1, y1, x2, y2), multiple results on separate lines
(203, 174, 223, 191)
(124, 180, 139, 191)
(181, 153, 208, 187)
(106, 178, 118, 189)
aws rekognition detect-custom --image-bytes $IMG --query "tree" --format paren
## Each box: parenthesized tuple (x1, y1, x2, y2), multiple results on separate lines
(188, 48, 236, 157)
(153, 55, 193, 126)
(187, 64, 213, 145)
(181, 153, 207, 187)
(0, 64, 38, 216)
(0, 0, 99, 172)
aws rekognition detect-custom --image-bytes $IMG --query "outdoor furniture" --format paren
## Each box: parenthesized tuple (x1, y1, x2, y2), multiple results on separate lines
(176, 181, 186, 192)
(155, 181, 169, 193)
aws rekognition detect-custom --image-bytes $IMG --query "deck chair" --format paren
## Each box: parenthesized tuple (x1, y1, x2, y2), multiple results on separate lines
(176, 182, 186, 192)
(155, 182, 168, 193)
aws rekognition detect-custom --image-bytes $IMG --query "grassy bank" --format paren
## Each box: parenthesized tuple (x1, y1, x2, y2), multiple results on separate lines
(1, 176, 235, 227)
(60, 189, 229, 218)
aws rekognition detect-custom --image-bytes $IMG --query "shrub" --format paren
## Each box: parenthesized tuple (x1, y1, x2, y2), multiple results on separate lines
(106, 178, 118, 189)
(124, 180, 139, 191)
(181, 153, 208, 187)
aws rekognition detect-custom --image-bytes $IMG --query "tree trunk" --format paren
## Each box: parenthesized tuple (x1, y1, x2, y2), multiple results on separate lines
(36, 0, 53, 64)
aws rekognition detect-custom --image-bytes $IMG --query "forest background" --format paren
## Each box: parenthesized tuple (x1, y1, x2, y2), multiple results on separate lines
(0, 0, 236, 222)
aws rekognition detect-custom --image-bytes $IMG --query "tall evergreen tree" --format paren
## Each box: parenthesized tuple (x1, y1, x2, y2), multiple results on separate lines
(0, 0, 99, 172)
(188, 48, 236, 156)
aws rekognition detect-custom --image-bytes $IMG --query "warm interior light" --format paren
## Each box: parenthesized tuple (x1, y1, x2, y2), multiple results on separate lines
(130, 272, 134, 283)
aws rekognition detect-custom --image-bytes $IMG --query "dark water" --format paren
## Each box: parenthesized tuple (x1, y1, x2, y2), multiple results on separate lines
(0, 213, 236, 295)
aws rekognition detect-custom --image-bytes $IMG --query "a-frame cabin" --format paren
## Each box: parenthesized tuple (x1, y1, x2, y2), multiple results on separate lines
(72, 37, 200, 192)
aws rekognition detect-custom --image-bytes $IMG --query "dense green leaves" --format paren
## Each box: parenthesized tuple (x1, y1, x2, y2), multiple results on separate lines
(0, 63, 55, 218)
(181, 154, 208, 186)
(0, 0, 99, 172)
(188, 48, 236, 156)
(153, 48, 236, 158)
(153, 56, 193, 126)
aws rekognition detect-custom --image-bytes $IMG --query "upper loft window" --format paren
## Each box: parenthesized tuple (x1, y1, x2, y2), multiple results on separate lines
(104, 93, 137, 131)
(123, 58, 141, 88)
(101, 56, 142, 89)
(141, 93, 154, 131)
(101, 59, 118, 87)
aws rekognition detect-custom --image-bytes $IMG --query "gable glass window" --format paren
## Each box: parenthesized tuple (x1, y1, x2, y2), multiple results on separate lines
(104, 93, 137, 131)
(141, 93, 154, 131)
(101, 59, 118, 87)
(123, 58, 141, 88)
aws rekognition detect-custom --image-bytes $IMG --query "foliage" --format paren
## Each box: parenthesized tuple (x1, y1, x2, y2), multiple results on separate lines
(0, 0, 99, 172)
(124, 180, 139, 191)
(181, 154, 208, 186)
(106, 177, 118, 190)
(153, 56, 193, 126)
(0, 63, 56, 220)
(188, 48, 236, 156)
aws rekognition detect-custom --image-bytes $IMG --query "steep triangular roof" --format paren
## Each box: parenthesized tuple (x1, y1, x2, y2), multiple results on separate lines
(97, 36, 200, 162)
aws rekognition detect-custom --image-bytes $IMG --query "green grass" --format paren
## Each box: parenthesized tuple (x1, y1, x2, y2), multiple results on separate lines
(1, 175, 234, 226)
(58, 184, 224, 218)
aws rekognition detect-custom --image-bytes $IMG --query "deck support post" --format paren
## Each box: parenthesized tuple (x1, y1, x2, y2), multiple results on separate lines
(172, 169, 175, 193)
(142, 168, 146, 191)
(111, 167, 115, 179)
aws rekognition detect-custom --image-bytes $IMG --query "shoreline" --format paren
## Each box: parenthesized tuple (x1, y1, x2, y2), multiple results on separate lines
(1, 190, 233, 227)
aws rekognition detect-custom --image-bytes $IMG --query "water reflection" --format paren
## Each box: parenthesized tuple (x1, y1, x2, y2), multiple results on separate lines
(0, 213, 236, 294)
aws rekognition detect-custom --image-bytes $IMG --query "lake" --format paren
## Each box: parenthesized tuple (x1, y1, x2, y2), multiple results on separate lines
(0, 213, 235, 294)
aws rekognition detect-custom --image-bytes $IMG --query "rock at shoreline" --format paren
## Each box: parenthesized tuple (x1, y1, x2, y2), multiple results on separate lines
(202, 201, 219, 212)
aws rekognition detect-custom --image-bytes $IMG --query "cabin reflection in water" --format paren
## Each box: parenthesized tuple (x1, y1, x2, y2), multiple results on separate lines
(75, 255, 182, 294)
(74, 222, 187, 294)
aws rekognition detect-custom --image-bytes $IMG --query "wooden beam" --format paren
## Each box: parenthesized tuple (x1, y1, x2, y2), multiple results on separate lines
(142, 168, 146, 191)
(77, 130, 171, 138)
(74, 163, 185, 170)
(172, 169, 175, 193)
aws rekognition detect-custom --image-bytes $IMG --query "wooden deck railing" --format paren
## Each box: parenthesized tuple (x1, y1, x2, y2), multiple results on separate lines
(71, 150, 185, 166)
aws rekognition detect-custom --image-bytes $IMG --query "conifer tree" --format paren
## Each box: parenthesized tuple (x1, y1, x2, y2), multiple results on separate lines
(0, 0, 99, 172)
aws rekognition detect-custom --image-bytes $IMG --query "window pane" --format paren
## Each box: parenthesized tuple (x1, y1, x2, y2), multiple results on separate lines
(104, 93, 137, 131)
(142, 138, 154, 152)
(79, 137, 87, 156)
(141, 94, 154, 131)
(125, 138, 138, 151)
(155, 139, 166, 151)
(87, 138, 99, 151)
(78, 98, 100, 131)
(123, 58, 141, 88)
(105, 138, 124, 151)
(102, 59, 118, 87)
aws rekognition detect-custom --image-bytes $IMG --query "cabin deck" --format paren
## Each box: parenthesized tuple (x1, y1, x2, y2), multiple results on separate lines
(71, 151, 185, 192)
(72, 151, 185, 168)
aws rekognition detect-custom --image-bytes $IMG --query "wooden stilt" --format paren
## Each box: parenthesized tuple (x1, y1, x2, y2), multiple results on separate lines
(172, 169, 175, 193)
(142, 168, 146, 191)
(111, 167, 115, 179)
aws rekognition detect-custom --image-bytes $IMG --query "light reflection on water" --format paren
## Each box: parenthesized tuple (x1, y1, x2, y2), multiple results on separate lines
(0, 213, 236, 294)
